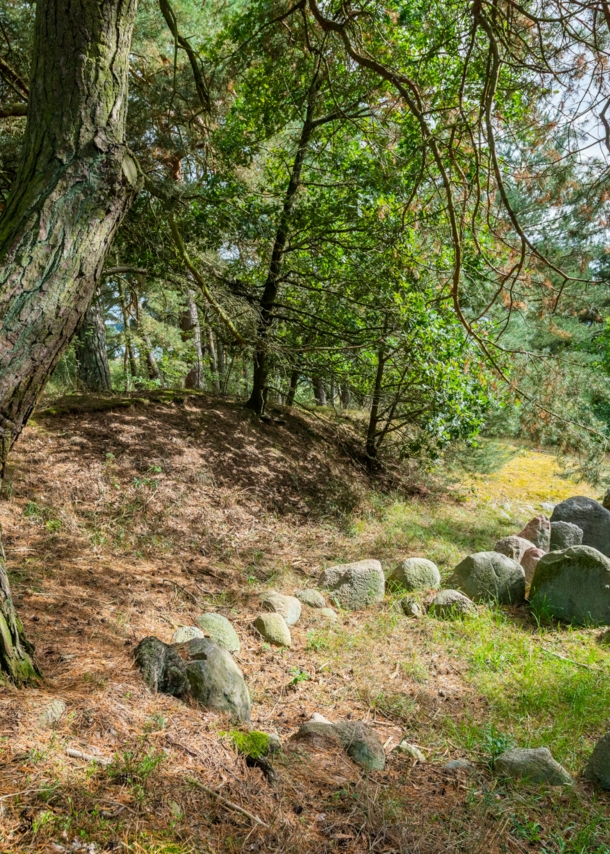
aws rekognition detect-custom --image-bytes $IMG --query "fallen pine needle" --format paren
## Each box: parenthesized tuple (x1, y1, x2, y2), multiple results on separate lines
(187, 776, 269, 827)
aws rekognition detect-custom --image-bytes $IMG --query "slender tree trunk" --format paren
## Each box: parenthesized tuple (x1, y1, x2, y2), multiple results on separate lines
(340, 383, 350, 408)
(217, 337, 226, 392)
(119, 282, 139, 382)
(0, 0, 139, 469)
(366, 347, 386, 460)
(132, 288, 161, 382)
(0, 536, 41, 686)
(74, 296, 112, 392)
(312, 376, 327, 406)
(207, 328, 220, 394)
(246, 84, 319, 415)
(180, 291, 205, 389)
(286, 369, 299, 407)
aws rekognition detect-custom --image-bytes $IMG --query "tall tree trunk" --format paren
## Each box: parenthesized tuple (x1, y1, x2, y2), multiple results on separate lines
(74, 296, 112, 392)
(0, 535, 40, 686)
(286, 369, 299, 407)
(340, 383, 350, 408)
(180, 291, 205, 389)
(366, 346, 386, 460)
(207, 328, 220, 394)
(0, 0, 138, 468)
(217, 337, 226, 392)
(312, 376, 327, 406)
(119, 282, 139, 383)
(246, 84, 319, 415)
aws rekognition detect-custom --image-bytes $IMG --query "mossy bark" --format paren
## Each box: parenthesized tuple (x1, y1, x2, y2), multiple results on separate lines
(0, 534, 40, 685)
(0, 0, 139, 470)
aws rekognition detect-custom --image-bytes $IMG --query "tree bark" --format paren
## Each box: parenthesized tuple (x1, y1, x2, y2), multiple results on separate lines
(312, 376, 327, 406)
(74, 297, 112, 392)
(286, 369, 299, 407)
(246, 84, 319, 415)
(118, 281, 139, 384)
(0, 0, 139, 469)
(340, 383, 350, 408)
(180, 291, 205, 389)
(132, 288, 161, 381)
(366, 346, 386, 460)
(0, 534, 40, 685)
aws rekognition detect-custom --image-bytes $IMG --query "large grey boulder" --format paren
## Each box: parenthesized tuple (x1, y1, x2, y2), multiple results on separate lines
(428, 589, 476, 618)
(134, 636, 189, 697)
(296, 589, 326, 608)
(550, 521, 583, 551)
(319, 559, 385, 610)
(584, 732, 610, 789)
(452, 551, 526, 605)
(495, 747, 573, 786)
(196, 613, 240, 653)
(291, 719, 385, 771)
(134, 635, 251, 722)
(529, 545, 610, 625)
(254, 613, 292, 647)
(494, 536, 536, 564)
(551, 497, 610, 557)
(182, 638, 251, 722)
(518, 516, 551, 551)
(388, 558, 440, 591)
(260, 592, 301, 626)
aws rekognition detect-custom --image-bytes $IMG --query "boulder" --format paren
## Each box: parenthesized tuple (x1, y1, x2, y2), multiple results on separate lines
(584, 732, 610, 789)
(196, 613, 241, 653)
(254, 613, 292, 647)
(522, 547, 545, 584)
(296, 589, 326, 608)
(182, 637, 251, 722)
(291, 719, 385, 772)
(550, 521, 583, 551)
(518, 516, 551, 551)
(172, 625, 204, 644)
(452, 551, 526, 605)
(134, 636, 189, 697)
(393, 741, 426, 762)
(494, 536, 537, 564)
(551, 497, 610, 557)
(494, 747, 573, 786)
(319, 559, 385, 610)
(401, 598, 423, 617)
(428, 589, 476, 618)
(388, 558, 441, 592)
(261, 592, 302, 626)
(529, 546, 610, 625)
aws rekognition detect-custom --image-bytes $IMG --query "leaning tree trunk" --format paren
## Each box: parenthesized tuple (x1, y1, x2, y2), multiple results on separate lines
(0, 0, 139, 469)
(0, 0, 138, 685)
(74, 297, 112, 392)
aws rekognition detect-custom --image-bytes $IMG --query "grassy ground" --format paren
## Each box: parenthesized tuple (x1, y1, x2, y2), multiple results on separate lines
(0, 394, 609, 853)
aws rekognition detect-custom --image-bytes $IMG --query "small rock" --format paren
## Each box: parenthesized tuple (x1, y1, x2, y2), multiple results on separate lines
(172, 626, 204, 644)
(310, 712, 332, 723)
(261, 592, 302, 626)
(443, 759, 473, 772)
(196, 613, 241, 653)
(394, 741, 426, 762)
(319, 559, 385, 610)
(452, 552, 525, 605)
(292, 719, 385, 771)
(550, 521, 583, 551)
(530, 545, 610, 625)
(316, 607, 338, 622)
(522, 547, 545, 584)
(254, 613, 292, 647)
(494, 747, 573, 786)
(296, 589, 327, 608)
(494, 536, 537, 564)
(181, 637, 251, 722)
(584, 732, 610, 789)
(388, 558, 441, 592)
(39, 699, 66, 728)
(518, 516, 551, 551)
(400, 598, 423, 617)
(429, 589, 477, 618)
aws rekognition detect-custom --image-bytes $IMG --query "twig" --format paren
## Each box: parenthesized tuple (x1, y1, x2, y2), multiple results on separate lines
(0, 789, 35, 801)
(66, 748, 111, 766)
(540, 647, 604, 672)
(187, 776, 269, 827)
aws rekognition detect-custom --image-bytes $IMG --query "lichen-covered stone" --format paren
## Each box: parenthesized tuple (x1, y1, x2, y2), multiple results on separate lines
(551, 497, 610, 557)
(181, 637, 251, 722)
(428, 589, 476, 618)
(495, 747, 573, 786)
(254, 613, 291, 647)
(530, 545, 610, 625)
(292, 719, 385, 771)
(196, 613, 240, 653)
(39, 699, 66, 728)
(550, 521, 583, 551)
(260, 592, 301, 625)
(296, 589, 326, 608)
(394, 741, 426, 761)
(319, 559, 385, 610)
(401, 597, 423, 617)
(494, 536, 537, 564)
(172, 625, 204, 644)
(452, 551, 526, 605)
(388, 558, 441, 591)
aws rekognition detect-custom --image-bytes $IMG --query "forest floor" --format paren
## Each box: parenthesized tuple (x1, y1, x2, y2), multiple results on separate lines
(1, 390, 609, 854)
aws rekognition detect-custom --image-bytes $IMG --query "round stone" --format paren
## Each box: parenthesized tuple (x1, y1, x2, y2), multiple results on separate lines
(296, 589, 327, 608)
(196, 613, 240, 653)
(254, 613, 292, 647)
(261, 592, 302, 626)
(388, 558, 441, 592)
(172, 625, 205, 644)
